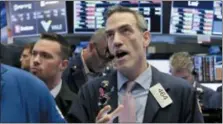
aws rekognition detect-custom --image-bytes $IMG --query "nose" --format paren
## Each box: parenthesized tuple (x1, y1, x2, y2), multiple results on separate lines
(113, 32, 123, 48)
(32, 55, 41, 66)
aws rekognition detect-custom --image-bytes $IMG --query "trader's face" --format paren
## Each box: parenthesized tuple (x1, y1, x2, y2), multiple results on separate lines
(171, 69, 194, 84)
(30, 39, 66, 83)
(106, 12, 150, 72)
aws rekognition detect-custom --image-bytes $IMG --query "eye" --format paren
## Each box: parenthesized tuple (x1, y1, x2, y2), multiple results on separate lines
(41, 52, 51, 59)
(106, 32, 114, 39)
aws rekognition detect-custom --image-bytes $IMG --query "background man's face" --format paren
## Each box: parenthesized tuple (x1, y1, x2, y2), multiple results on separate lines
(30, 39, 63, 83)
(171, 69, 194, 84)
(20, 48, 31, 70)
(106, 12, 149, 72)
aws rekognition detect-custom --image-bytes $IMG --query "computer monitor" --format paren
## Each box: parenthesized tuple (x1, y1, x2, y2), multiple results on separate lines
(170, 1, 214, 36)
(8, 1, 67, 37)
(212, 1, 222, 36)
(73, 1, 162, 34)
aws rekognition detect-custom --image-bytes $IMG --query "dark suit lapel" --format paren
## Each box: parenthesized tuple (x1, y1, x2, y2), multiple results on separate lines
(143, 66, 171, 123)
(72, 69, 87, 90)
(56, 81, 75, 115)
(57, 81, 75, 101)
(104, 71, 119, 123)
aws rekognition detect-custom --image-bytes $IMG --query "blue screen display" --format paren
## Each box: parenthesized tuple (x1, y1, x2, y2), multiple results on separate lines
(8, 1, 67, 37)
(170, 1, 222, 36)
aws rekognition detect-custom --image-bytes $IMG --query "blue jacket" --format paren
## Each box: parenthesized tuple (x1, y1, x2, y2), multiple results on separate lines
(0, 64, 65, 123)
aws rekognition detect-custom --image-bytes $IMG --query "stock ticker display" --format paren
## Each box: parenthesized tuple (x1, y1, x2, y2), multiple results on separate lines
(73, 1, 162, 34)
(170, 1, 222, 36)
(9, 1, 67, 37)
(212, 1, 222, 35)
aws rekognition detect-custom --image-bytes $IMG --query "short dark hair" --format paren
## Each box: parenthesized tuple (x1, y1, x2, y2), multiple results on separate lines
(23, 42, 35, 54)
(105, 5, 148, 32)
(40, 33, 70, 60)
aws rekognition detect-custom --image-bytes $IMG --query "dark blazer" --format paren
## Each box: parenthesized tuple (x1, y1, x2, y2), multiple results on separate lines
(62, 54, 112, 94)
(55, 81, 86, 123)
(55, 81, 75, 122)
(216, 85, 222, 92)
(195, 82, 216, 108)
(62, 54, 88, 94)
(208, 92, 222, 109)
(75, 66, 204, 123)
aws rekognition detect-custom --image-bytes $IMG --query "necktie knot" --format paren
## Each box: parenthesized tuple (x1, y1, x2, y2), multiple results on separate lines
(125, 81, 136, 93)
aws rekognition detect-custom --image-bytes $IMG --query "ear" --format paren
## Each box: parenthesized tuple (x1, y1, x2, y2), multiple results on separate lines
(60, 59, 68, 71)
(142, 31, 150, 48)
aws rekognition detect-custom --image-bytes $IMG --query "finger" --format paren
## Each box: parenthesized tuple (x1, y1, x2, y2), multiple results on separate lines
(109, 104, 124, 120)
(96, 114, 111, 123)
(96, 105, 111, 121)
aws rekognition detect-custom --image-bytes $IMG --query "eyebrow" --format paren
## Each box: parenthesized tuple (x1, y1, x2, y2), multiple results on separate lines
(105, 24, 132, 33)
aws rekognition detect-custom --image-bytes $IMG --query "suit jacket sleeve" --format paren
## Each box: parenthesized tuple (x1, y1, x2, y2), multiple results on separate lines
(184, 88, 204, 123)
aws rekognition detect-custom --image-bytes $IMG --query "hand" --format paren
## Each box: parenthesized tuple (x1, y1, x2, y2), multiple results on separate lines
(96, 104, 124, 123)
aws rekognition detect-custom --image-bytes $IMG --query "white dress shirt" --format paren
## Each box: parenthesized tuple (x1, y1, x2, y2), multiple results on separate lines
(50, 79, 62, 98)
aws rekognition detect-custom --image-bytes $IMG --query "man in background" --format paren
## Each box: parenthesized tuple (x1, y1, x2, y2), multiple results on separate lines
(63, 28, 114, 94)
(30, 33, 85, 122)
(0, 64, 65, 122)
(20, 43, 34, 71)
(169, 52, 216, 108)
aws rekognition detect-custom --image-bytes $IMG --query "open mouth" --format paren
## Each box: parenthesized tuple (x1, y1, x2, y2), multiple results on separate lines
(115, 51, 128, 59)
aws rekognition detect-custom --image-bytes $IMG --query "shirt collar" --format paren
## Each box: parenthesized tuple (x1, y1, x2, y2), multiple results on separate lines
(50, 79, 62, 98)
(117, 63, 152, 91)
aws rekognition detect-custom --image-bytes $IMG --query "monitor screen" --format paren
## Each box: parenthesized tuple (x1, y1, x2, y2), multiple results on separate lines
(73, 1, 162, 34)
(170, 1, 214, 35)
(193, 55, 222, 83)
(8, 1, 67, 37)
(0, 1, 8, 43)
(212, 1, 222, 35)
(147, 60, 170, 74)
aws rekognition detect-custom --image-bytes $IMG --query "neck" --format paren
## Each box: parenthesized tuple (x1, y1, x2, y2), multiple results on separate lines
(122, 57, 148, 81)
(45, 74, 61, 90)
(82, 49, 94, 73)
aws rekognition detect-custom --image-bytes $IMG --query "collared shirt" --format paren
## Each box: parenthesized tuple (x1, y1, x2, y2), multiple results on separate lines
(117, 64, 152, 123)
(50, 79, 65, 119)
(50, 79, 62, 98)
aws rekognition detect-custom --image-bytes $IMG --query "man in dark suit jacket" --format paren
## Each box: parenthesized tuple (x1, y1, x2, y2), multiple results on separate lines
(30, 33, 84, 122)
(63, 28, 114, 94)
(75, 67, 204, 123)
(69, 5, 204, 123)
